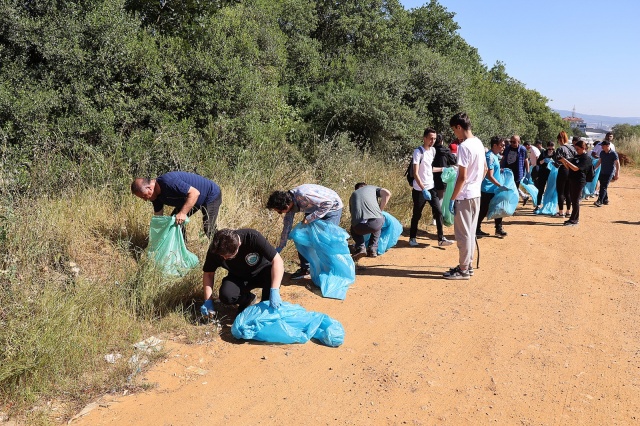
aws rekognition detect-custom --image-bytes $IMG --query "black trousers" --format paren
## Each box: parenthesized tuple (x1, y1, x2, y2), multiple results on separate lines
(410, 188, 444, 240)
(477, 191, 503, 231)
(171, 193, 222, 242)
(534, 168, 550, 206)
(568, 179, 585, 223)
(556, 167, 571, 211)
(219, 266, 272, 306)
(351, 217, 385, 252)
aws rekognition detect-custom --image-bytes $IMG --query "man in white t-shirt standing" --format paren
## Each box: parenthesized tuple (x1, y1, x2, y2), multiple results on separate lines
(444, 113, 487, 280)
(591, 132, 616, 159)
(409, 127, 453, 247)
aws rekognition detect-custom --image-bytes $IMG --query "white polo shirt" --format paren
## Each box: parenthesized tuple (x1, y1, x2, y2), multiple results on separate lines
(455, 137, 485, 200)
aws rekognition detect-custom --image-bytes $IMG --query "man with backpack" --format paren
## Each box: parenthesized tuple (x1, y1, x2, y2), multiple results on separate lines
(408, 127, 454, 248)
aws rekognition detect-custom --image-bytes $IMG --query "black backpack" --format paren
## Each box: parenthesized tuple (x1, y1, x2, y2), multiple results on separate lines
(405, 146, 425, 186)
(585, 160, 595, 183)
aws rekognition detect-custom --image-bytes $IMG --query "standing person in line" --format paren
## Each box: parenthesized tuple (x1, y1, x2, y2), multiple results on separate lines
(533, 142, 556, 212)
(131, 171, 222, 240)
(409, 127, 454, 248)
(558, 140, 592, 226)
(554, 131, 576, 218)
(593, 139, 620, 207)
(443, 113, 487, 280)
(266, 184, 343, 280)
(591, 132, 616, 159)
(500, 135, 530, 206)
(432, 133, 457, 204)
(349, 182, 392, 259)
(524, 141, 540, 175)
(476, 137, 508, 238)
(200, 228, 284, 316)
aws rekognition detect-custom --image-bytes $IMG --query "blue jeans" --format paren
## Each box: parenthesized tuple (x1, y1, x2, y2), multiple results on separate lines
(298, 208, 343, 270)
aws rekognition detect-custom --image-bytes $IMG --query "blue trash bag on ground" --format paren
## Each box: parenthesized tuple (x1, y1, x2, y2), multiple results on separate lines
(582, 158, 601, 198)
(231, 301, 345, 347)
(363, 211, 403, 255)
(441, 167, 457, 226)
(487, 169, 519, 219)
(147, 216, 199, 276)
(536, 162, 559, 215)
(520, 175, 539, 203)
(289, 220, 355, 300)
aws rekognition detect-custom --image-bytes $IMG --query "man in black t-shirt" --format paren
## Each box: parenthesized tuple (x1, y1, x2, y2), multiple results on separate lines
(200, 229, 284, 316)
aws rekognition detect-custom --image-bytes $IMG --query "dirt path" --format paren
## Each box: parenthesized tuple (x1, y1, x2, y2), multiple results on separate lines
(73, 173, 640, 425)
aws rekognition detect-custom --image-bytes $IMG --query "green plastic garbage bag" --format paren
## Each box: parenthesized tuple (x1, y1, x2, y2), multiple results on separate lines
(147, 216, 199, 276)
(441, 167, 457, 226)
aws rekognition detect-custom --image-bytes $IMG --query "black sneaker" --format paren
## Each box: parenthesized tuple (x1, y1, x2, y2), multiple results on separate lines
(476, 230, 489, 238)
(522, 195, 530, 206)
(352, 249, 367, 261)
(467, 265, 474, 276)
(564, 220, 578, 226)
(443, 266, 470, 280)
(366, 249, 378, 258)
(237, 292, 257, 312)
(290, 268, 311, 280)
(495, 228, 508, 238)
(594, 201, 602, 207)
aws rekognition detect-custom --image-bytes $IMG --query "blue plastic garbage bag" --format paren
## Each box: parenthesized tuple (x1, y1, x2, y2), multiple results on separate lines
(536, 162, 559, 215)
(363, 211, 403, 255)
(520, 175, 539, 203)
(232, 301, 345, 347)
(147, 216, 199, 276)
(289, 220, 355, 300)
(582, 158, 601, 198)
(441, 167, 457, 226)
(487, 169, 519, 219)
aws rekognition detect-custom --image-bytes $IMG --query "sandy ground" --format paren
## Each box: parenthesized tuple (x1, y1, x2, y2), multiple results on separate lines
(71, 173, 640, 426)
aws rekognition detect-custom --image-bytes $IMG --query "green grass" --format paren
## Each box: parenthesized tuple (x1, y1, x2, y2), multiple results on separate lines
(0, 135, 427, 423)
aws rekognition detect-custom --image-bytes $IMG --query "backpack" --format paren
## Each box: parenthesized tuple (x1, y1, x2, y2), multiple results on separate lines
(585, 160, 595, 183)
(405, 146, 425, 186)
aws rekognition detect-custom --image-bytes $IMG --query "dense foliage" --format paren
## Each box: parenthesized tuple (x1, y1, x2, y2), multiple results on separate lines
(0, 0, 568, 195)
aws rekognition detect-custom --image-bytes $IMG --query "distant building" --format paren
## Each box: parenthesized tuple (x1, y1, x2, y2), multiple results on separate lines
(563, 116, 587, 132)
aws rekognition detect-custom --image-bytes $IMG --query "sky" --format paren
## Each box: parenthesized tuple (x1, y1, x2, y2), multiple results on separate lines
(399, 0, 640, 118)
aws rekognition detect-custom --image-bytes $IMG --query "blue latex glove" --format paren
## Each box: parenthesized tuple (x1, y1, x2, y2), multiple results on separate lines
(499, 185, 509, 191)
(448, 200, 455, 215)
(422, 188, 431, 201)
(544, 158, 551, 164)
(200, 299, 214, 317)
(269, 288, 282, 310)
(275, 247, 282, 254)
(525, 172, 532, 180)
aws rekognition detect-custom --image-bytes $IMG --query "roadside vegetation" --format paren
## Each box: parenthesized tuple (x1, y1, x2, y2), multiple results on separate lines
(1, 0, 633, 423)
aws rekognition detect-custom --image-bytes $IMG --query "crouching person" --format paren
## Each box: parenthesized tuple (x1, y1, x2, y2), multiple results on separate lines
(201, 228, 284, 316)
(349, 182, 392, 260)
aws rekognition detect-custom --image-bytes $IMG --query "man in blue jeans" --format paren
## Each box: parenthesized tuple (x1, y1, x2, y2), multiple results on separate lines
(131, 171, 222, 240)
(266, 184, 343, 279)
(594, 140, 621, 207)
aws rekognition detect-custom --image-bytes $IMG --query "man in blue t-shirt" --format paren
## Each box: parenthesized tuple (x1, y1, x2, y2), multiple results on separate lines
(131, 171, 222, 239)
(594, 140, 621, 207)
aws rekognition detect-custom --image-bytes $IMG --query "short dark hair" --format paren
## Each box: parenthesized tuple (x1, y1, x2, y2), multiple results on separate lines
(266, 190, 293, 210)
(354, 182, 366, 190)
(546, 141, 555, 148)
(449, 112, 471, 130)
(130, 177, 151, 194)
(574, 140, 587, 150)
(606, 132, 613, 138)
(535, 140, 543, 146)
(523, 141, 531, 146)
(209, 229, 240, 257)
(490, 136, 503, 147)
(601, 140, 611, 145)
(423, 127, 437, 138)
(435, 133, 443, 145)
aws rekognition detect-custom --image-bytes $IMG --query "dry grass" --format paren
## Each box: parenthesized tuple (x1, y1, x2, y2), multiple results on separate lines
(0, 136, 426, 424)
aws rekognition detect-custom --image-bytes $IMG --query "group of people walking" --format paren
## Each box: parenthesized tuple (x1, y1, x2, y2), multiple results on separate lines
(130, 112, 623, 314)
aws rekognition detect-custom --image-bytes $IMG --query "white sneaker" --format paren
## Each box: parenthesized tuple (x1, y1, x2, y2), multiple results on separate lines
(432, 219, 437, 225)
(438, 237, 453, 247)
(409, 238, 419, 247)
